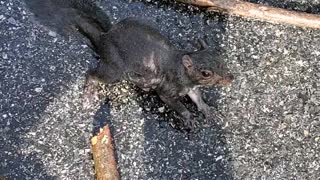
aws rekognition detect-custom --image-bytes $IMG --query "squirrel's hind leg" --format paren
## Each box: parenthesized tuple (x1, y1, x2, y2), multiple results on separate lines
(88, 61, 121, 84)
(82, 61, 121, 109)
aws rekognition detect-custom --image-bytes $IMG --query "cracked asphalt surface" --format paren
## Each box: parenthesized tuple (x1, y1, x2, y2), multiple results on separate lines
(1, 0, 320, 179)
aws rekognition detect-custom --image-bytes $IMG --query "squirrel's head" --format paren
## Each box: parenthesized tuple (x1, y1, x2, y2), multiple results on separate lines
(182, 48, 234, 87)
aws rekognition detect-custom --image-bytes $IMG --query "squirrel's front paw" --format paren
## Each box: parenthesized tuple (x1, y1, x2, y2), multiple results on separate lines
(199, 104, 212, 119)
(201, 106, 225, 127)
(181, 111, 199, 130)
(82, 78, 100, 109)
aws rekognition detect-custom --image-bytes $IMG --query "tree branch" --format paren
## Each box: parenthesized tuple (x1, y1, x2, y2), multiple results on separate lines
(177, 0, 320, 29)
(91, 126, 120, 180)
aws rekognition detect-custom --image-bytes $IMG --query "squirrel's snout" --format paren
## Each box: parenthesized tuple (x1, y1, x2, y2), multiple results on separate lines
(225, 74, 234, 82)
(215, 74, 234, 86)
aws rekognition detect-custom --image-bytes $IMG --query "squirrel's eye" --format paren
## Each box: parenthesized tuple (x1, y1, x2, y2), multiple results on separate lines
(201, 70, 212, 78)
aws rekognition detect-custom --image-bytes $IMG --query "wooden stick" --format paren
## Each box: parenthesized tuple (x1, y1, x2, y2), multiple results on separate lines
(91, 126, 120, 180)
(177, 0, 320, 29)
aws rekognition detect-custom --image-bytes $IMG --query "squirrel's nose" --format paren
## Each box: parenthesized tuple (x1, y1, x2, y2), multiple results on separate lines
(225, 74, 234, 82)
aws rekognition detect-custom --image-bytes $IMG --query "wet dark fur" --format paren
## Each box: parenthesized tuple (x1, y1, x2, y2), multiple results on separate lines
(26, 0, 234, 129)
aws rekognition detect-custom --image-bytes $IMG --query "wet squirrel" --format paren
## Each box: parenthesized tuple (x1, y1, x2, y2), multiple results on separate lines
(26, 0, 234, 128)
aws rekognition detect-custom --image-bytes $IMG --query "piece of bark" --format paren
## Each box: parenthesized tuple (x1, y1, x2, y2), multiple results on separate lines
(177, 0, 320, 29)
(91, 126, 120, 180)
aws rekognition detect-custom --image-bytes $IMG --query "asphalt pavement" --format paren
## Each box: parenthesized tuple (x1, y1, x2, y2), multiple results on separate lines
(0, 0, 319, 179)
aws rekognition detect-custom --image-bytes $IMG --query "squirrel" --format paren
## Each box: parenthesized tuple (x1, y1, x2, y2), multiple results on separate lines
(26, 0, 234, 129)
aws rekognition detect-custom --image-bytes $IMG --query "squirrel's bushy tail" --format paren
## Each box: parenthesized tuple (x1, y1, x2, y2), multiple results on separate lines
(25, 0, 111, 49)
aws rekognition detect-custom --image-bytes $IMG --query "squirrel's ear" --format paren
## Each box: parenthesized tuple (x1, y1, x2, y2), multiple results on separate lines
(182, 55, 193, 69)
